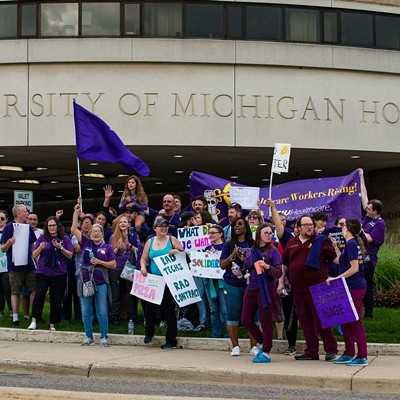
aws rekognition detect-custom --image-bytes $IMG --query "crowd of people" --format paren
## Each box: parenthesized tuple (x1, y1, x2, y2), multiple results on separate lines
(0, 169, 385, 364)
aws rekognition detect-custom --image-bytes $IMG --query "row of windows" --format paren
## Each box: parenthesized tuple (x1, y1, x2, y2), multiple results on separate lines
(0, 1, 400, 51)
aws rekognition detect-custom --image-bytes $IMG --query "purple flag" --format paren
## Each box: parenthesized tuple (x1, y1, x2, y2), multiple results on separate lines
(309, 278, 359, 329)
(73, 102, 150, 176)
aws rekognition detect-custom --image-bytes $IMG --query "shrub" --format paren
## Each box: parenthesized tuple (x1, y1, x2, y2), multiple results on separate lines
(375, 285, 400, 308)
(374, 243, 400, 292)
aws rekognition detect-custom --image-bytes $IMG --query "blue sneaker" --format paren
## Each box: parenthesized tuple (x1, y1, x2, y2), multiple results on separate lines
(144, 336, 153, 344)
(161, 342, 177, 349)
(346, 357, 368, 366)
(252, 348, 271, 363)
(333, 355, 355, 364)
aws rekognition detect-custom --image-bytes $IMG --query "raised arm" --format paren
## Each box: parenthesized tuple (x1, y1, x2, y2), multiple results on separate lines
(267, 199, 284, 239)
(359, 168, 369, 211)
(71, 203, 82, 243)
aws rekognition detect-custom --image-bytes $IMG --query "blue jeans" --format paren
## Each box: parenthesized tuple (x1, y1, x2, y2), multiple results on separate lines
(204, 278, 227, 338)
(223, 281, 246, 326)
(193, 276, 208, 326)
(80, 283, 109, 339)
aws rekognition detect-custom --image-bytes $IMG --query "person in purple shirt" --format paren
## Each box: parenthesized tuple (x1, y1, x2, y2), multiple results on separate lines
(27, 217, 73, 331)
(242, 223, 283, 363)
(327, 219, 368, 366)
(359, 168, 385, 319)
(71, 203, 116, 347)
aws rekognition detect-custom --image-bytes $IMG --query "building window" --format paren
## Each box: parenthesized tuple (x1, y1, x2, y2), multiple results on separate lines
(246, 6, 281, 41)
(21, 4, 37, 37)
(185, 4, 223, 39)
(0, 4, 17, 38)
(82, 2, 120, 36)
(144, 3, 182, 37)
(376, 15, 400, 50)
(226, 6, 243, 40)
(124, 3, 140, 35)
(41, 3, 78, 37)
(286, 8, 320, 43)
(341, 12, 373, 47)
(323, 12, 337, 44)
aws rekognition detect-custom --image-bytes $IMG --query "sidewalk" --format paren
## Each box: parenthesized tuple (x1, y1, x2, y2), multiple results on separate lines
(0, 328, 400, 395)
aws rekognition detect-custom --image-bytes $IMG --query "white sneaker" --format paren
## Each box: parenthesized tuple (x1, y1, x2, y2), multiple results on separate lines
(99, 337, 109, 347)
(81, 336, 94, 346)
(231, 346, 241, 356)
(27, 322, 36, 330)
(250, 345, 260, 356)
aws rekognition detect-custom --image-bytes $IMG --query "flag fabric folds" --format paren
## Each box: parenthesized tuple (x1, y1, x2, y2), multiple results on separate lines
(73, 102, 150, 176)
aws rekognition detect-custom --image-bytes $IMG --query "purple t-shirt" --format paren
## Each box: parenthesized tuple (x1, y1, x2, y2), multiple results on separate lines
(1, 221, 36, 272)
(247, 247, 282, 291)
(220, 240, 252, 287)
(80, 235, 115, 285)
(362, 216, 385, 266)
(339, 238, 366, 290)
(34, 234, 73, 276)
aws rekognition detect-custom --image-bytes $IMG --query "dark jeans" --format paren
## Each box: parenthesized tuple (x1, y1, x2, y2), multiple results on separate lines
(0, 272, 12, 314)
(60, 261, 81, 321)
(32, 273, 67, 324)
(363, 261, 375, 318)
(282, 290, 298, 348)
(145, 287, 177, 345)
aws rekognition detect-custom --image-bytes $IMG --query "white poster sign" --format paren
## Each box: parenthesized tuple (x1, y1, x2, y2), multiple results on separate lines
(12, 223, 30, 266)
(177, 225, 211, 251)
(271, 143, 291, 174)
(229, 186, 260, 210)
(154, 251, 201, 307)
(13, 190, 33, 212)
(190, 251, 223, 279)
(131, 270, 165, 305)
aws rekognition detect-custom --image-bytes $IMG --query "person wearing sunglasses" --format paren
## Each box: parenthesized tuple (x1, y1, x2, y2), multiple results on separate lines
(0, 210, 11, 319)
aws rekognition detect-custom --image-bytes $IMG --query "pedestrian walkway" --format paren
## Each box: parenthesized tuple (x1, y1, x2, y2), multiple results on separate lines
(0, 329, 399, 395)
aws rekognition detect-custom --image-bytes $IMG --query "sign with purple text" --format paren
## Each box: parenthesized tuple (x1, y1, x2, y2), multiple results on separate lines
(309, 278, 359, 329)
(189, 169, 361, 228)
(131, 270, 165, 305)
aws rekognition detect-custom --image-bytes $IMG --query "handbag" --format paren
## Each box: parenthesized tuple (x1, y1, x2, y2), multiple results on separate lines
(81, 267, 96, 297)
(120, 247, 138, 282)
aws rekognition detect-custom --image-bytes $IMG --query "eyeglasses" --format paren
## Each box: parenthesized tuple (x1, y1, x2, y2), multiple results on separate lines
(209, 231, 220, 235)
(300, 223, 314, 227)
(163, 200, 172, 203)
(248, 216, 258, 220)
(47, 224, 57, 228)
(263, 231, 273, 236)
(365, 206, 373, 211)
(338, 222, 346, 227)
(28, 218, 37, 221)
(0, 217, 6, 221)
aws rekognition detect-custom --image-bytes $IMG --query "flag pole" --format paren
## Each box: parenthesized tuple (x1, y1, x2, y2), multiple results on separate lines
(268, 170, 274, 199)
(76, 157, 83, 213)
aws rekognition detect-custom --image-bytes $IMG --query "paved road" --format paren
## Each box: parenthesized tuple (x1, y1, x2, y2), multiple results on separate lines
(0, 372, 399, 400)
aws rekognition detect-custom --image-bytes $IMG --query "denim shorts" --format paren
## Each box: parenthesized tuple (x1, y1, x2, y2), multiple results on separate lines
(223, 281, 246, 326)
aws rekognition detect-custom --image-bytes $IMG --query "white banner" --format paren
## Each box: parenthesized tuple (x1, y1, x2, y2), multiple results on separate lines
(190, 251, 223, 279)
(229, 186, 260, 210)
(177, 225, 211, 251)
(12, 223, 30, 266)
(154, 251, 201, 307)
(131, 270, 165, 305)
(271, 143, 291, 174)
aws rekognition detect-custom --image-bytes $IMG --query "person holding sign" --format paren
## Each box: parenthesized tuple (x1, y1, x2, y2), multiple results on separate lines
(327, 219, 368, 366)
(0, 210, 12, 319)
(242, 223, 283, 363)
(140, 217, 183, 349)
(220, 218, 255, 356)
(204, 225, 227, 338)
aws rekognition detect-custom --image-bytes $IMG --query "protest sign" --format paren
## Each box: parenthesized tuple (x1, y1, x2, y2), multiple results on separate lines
(154, 251, 201, 307)
(131, 270, 165, 305)
(177, 225, 211, 251)
(229, 186, 260, 210)
(189, 251, 223, 279)
(12, 223, 30, 266)
(271, 143, 291, 174)
(310, 278, 358, 329)
(190, 169, 361, 228)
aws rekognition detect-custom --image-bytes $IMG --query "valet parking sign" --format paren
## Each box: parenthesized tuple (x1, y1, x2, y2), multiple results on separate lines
(14, 190, 33, 212)
(154, 251, 201, 307)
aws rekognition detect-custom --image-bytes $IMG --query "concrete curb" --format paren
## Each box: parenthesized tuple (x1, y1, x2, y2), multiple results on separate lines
(1, 327, 399, 355)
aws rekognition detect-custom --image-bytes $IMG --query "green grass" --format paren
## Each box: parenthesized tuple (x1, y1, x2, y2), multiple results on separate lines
(1, 303, 400, 344)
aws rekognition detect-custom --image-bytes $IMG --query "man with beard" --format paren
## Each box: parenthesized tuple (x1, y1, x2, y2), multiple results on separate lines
(282, 215, 338, 361)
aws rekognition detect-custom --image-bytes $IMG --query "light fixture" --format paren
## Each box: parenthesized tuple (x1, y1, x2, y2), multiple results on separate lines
(258, 163, 267, 166)
(50, 181, 59, 184)
(117, 190, 124, 193)
(118, 174, 129, 178)
(174, 170, 184, 174)
(350, 155, 361, 159)
(262, 178, 269, 182)
(86, 188, 94, 191)
(230, 175, 238, 179)
(83, 173, 105, 178)
(17, 179, 40, 184)
(174, 155, 183, 158)
(36, 167, 48, 171)
(0, 155, 5, 158)
(0, 165, 23, 172)
(155, 182, 163, 185)
(89, 162, 99, 166)
(313, 169, 323, 172)
(55, 195, 63, 198)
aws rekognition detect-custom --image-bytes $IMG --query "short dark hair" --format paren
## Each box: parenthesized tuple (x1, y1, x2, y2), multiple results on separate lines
(368, 199, 383, 214)
(312, 212, 328, 222)
(297, 214, 315, 227)
(228, 202, 243, 213)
